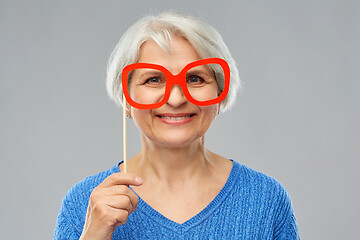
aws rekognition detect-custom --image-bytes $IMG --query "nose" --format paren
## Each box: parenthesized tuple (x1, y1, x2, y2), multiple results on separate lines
(166, 84, 187, 107)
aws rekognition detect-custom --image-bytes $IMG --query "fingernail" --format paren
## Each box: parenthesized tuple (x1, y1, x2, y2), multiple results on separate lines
(135, 177, 143, 184)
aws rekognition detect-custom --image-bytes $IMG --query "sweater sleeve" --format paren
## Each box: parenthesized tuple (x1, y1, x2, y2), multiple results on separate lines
(274, 208, 300, 240)
(273, 190, 300, 240)
(54, 198, 83, 240)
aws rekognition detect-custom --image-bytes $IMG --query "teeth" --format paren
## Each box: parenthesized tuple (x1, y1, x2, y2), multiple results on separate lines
(159, 115, 192, 120)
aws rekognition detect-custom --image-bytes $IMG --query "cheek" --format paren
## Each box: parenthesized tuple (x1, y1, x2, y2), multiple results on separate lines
(200, 105, 218, 123)
(130, 87, 164, 105)
(131, 109, 152, 128)
(130, 88, 152, 104)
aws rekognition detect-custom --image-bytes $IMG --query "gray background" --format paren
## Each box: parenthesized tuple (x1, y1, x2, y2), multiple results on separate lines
(1, 0, 359, 239)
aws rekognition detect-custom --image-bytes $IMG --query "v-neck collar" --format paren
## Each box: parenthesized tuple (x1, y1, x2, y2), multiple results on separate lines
(115, 159, 240, 233)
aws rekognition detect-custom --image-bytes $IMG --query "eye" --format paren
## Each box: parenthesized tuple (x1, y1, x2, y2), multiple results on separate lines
(145, 77, 162, 84)
(187, 75, 204, 84)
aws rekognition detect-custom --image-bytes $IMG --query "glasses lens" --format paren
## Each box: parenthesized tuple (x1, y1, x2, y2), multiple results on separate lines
(186, 63, 223, 102)
(127, 68, 166, 105)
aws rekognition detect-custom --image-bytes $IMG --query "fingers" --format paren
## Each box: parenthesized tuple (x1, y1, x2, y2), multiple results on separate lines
(105, 195, 133, 212)
(99, 172, 143, 188)
(104, 185, 139, 212)
(89, 172, 142, 215)
(91, 203, 130, 227)
(94, 173, 141, 213)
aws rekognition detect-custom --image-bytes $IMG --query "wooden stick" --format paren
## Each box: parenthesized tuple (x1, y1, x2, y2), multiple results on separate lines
(123, 94, 127, 173)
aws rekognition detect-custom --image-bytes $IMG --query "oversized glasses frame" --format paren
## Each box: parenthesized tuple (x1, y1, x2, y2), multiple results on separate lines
(121, 58, 230, 109)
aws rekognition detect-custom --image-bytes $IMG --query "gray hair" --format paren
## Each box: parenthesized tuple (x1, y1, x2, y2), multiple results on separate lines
(106, 11, 241, 112)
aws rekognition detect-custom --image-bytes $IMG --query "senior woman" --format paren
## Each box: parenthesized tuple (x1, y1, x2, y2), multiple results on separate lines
(54, 12, 299, 239)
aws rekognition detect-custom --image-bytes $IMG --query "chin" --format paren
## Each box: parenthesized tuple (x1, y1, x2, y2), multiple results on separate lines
(155, 133, 202, 148)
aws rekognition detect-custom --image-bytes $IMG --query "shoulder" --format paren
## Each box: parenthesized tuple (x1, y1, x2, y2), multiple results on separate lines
(231, 160, 299, 238)
(230, 160, 293, 214)
(233, 160, 289, 197)
(227, 160, 299, 238)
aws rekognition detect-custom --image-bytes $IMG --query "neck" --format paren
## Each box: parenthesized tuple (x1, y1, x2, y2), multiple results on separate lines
(130, 135, 217, 186)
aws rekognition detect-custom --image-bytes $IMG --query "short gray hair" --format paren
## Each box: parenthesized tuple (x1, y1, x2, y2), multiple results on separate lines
(106, 11, 241, 112)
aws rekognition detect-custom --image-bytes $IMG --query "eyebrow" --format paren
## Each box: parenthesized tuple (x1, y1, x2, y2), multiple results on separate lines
(186, 69, 213, 78)
(131, 66, 215, 79)
(133, 70, 164, 79)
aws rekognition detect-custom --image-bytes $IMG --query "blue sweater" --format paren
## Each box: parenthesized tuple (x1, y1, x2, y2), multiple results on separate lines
(54, 160, 300, 239)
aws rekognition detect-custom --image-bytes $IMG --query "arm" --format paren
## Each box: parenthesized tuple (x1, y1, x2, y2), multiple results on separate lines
(274, 208, 300, 240)
(54, 199, 82, 240)
(273, 192, 300, 240)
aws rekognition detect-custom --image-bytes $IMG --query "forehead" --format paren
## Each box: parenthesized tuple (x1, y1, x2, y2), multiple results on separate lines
(138, 36, 203, 74)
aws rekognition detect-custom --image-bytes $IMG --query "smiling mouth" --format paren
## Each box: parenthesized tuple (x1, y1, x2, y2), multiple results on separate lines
(158, 115, 194, 120)
(155, 113, 196, 121)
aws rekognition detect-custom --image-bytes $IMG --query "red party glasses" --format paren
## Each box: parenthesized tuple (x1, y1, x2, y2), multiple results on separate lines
(122, 58, 230, 109)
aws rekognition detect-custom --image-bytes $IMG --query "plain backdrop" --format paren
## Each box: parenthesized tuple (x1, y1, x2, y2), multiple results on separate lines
(1, 0, 359, 239)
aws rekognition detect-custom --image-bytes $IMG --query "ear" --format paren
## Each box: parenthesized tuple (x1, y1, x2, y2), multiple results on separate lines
(126, 103, 132, 118)
(126, 104, 131, 114)
(122, 95, 132, 118)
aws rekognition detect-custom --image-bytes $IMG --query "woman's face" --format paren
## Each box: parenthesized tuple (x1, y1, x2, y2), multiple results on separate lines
(129, 36, 219, 148)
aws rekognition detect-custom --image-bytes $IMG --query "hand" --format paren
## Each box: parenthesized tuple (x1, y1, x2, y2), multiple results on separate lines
(79, 172, 143, 240)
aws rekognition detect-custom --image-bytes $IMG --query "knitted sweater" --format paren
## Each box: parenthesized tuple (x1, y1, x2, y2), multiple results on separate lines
(54, 160, 300, 239)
